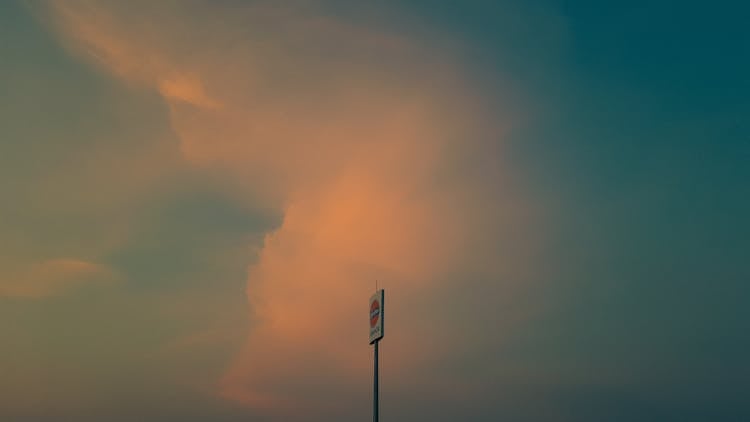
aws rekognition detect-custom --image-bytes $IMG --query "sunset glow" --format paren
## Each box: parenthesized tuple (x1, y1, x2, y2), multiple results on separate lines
(2, 1, 748, 421)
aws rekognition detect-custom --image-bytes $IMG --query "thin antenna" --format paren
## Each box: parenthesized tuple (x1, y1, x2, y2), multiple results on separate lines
(375, 280, 378, 292)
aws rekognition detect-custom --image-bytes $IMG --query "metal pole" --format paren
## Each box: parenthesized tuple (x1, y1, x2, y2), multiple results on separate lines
(373, 340, 379, 422)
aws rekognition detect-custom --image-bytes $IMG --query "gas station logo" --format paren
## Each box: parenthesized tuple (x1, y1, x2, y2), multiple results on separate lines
(370, 300, 380, 328)
(369, 289, 384, 344)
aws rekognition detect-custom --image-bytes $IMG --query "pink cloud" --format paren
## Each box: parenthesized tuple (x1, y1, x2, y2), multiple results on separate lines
(0, 258, 118, 298)
(38, 1, 539, 417)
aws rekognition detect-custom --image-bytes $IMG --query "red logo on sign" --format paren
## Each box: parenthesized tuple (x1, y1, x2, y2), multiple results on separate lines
(370, 300, 380, 328)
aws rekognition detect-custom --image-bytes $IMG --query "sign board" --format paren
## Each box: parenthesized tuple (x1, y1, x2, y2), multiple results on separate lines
(369, 289, 384, 344)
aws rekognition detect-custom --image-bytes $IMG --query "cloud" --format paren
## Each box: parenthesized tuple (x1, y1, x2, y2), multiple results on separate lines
(38, 0, 538, 418)
(0, 258, 118, 298)
(158, 73, 222, 109)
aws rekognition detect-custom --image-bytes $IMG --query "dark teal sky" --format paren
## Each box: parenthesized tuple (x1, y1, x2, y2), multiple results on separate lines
(1, 1, 748, 420)
(496, 2, 750, 420)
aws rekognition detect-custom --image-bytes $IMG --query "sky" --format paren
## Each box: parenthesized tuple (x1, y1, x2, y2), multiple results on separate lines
(1, 0, 748, 421)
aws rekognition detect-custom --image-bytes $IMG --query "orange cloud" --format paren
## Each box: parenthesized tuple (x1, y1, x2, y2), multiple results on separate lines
(39, 0, 536, 416)
(0, 258, 118, 298)
(158, 73, 222, 109)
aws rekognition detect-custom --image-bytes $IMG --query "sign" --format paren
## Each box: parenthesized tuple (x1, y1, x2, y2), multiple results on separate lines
(369, 289, 384, 344)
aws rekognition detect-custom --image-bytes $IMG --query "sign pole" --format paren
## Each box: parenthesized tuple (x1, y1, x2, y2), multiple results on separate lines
(369, 288, 384, 422)
(373, 339, 379, 422)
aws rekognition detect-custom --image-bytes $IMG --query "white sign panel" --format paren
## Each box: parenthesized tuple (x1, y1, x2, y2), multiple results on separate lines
(369, 289, 384, 344)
